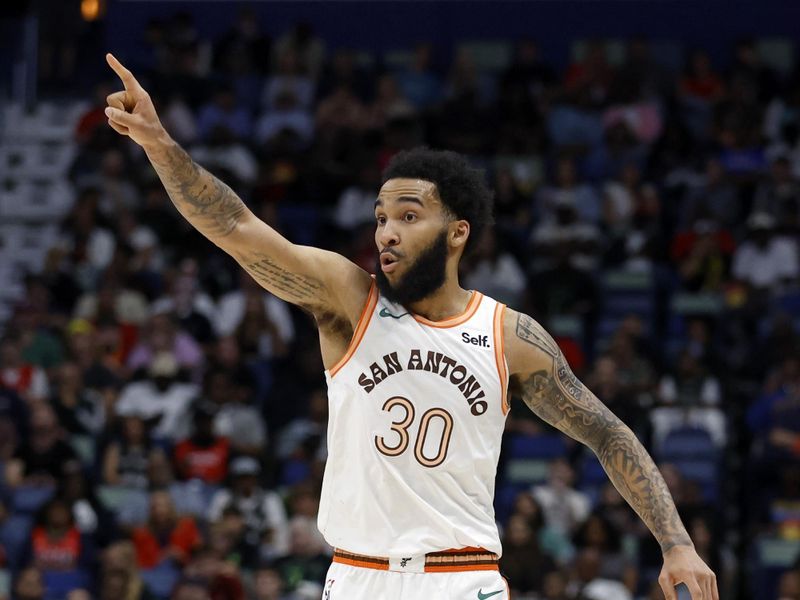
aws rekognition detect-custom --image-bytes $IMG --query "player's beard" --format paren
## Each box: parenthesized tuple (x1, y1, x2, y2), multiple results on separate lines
(375, 230, 449, 308)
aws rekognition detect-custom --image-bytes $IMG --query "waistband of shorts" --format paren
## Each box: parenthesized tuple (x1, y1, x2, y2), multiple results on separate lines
(332, 547, 500, 573)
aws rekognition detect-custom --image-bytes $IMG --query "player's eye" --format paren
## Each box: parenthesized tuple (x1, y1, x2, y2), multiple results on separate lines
(403, 213, 417, 223)
(376, 215, 386, 225)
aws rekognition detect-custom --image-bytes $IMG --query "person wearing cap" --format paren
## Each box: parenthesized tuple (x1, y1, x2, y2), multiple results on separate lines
(115, 351, 199, 442)
(732, 211, 799, 294)
(207, 457, 290, 561)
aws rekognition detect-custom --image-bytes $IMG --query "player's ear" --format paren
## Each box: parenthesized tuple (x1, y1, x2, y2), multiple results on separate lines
(450, 220, 470, 250)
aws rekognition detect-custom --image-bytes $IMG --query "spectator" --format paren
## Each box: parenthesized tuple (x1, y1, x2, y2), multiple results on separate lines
(273, 517, 330, 592)
(0, 333, 50, 403)
(394, 43, 442, 110)
(215, 272, 295, 357)
(263, 48, 315, 111)
(116, 351, 199, 443)
(102, 415, 163, 489)
(531, 459, 591, 538)
(207, 367, 267, 456)
(173, 402, 230, 485)
(13, 567, 45, 600)
(50, 360, 104, 436)
(501, 39, 557, 101)
(463, 229, 526, 307)
(332, 163, 383, 232)
(681, 157, 741, 229)
(535, 157, 602, 225)
(182, 546, 245, 600)
(315, 84, 366, 136)
(271, 23, 325, 81)
(754, 156, 800, 229)
(24, 497, 93, 582)
(58, 460, 117, 544)
(196, 85, 252, 142)
(732, 212, 799, 294)
(568, 548, 633, 600)
(572, 512, 638, 592)
(126, 312, 204, 378)
(679, 49, 725, 104)
(150, 258, 217, 346)
(363, 74, 415, 131)
(562, 40, 615, 109)
(529, 196, 602, 273)
(254, 566, 299, 600)
(191, 127, 259, 189)
(131, 490, 202, 568)
(253, 90, 314, 148)
(99, 540, 155, 600)
(671, 219, 735, 292)
(6, 403, 78, 488)
(499, 513, 556, 595)
(658, 350, 721, 407)
(207, 457, 290, 561)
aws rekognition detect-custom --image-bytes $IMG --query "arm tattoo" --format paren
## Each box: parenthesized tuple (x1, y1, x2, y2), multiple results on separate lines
(148, 140, 247, 239)
(515, 316, 692, 553)
(243, 253, 325, 308)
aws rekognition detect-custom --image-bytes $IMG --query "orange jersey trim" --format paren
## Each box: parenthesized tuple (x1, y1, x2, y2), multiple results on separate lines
(493, 303, 510, 415)
(328, 279, 379, 377)
(412, 291, 483, 328)
(332, 547, 499, 573)
(424, 563, 499, 573)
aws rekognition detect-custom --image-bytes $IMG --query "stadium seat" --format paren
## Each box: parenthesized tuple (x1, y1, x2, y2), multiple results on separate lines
(507, 433, 567, 460)
(43, 570, 90, 600)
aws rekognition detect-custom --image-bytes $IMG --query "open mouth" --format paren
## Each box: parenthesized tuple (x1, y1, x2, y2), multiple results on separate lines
(380, 251, 400, 273)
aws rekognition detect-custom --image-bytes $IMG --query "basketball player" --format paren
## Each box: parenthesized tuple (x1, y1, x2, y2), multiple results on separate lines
(104, 53, 718, 600)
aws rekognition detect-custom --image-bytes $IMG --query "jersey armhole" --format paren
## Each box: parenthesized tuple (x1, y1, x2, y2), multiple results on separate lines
(492, 302, 510, 415)
(328, 278, 378, 378)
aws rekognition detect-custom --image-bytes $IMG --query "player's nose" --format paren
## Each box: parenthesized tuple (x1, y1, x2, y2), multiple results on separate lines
(377, 224, 400, 248)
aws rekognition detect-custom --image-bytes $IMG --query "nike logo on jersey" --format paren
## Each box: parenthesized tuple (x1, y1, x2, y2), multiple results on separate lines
(477, 589, 503, 600)
(379, 308, 409, 319)
(462, 332, 489, 348)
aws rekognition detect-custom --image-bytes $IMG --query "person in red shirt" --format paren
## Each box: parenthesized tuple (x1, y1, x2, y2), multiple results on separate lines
(132, 490, 202, 568)
(173, 402, 229, 484)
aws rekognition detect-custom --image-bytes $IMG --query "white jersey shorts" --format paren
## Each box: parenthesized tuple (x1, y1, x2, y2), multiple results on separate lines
(321, 548, 510, 600)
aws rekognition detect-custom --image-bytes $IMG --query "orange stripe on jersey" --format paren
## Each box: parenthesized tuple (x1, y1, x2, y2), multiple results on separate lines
(493, 303, 510, 415)
(328, 279, 379, 378)
(412, 291, 483, 328)
(424, 563, 499, 573)
(332, 555, 390, 570)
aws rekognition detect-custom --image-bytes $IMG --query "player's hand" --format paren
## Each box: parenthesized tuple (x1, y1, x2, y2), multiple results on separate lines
(659, 545, 719, 600)
(104, 53, 167, 150)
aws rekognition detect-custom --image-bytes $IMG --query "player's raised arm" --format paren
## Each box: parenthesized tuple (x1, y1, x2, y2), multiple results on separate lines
(503, 308, 718, 600)
(103, 53, 370, 315)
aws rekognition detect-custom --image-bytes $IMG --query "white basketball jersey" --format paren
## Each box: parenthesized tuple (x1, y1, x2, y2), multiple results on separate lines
(318, 280, 510, 556)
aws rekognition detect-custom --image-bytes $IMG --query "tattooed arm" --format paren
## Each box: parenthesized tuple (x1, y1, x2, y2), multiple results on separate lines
(504, 309, 719, 599)
(504, 308, 692, 553)
(102, 53, 370, 318)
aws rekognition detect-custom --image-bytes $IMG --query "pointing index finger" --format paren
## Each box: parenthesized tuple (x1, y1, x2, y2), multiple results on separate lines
(106, 53, 142, 92)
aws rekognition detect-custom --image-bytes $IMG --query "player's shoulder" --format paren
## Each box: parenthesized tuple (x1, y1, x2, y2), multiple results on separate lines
(502, 307, 560, 377)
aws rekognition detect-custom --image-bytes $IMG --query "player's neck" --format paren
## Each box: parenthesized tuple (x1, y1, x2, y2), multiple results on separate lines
(407, 277, 472, 322)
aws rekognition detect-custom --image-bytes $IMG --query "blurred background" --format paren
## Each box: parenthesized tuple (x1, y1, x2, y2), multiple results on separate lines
(1, 1, 800, 599)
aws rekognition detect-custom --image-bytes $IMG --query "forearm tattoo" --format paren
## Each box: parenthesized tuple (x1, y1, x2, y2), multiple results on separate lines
(149, 141, 247, 238)
(241, 253, 325, 308)
(514, 314, 692, 553)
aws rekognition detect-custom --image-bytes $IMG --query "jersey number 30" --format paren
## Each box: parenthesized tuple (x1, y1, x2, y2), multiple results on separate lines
(375, 396, 453, 468)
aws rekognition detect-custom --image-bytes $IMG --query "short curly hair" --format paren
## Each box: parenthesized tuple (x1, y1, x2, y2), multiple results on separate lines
(381, 147, 494, 256)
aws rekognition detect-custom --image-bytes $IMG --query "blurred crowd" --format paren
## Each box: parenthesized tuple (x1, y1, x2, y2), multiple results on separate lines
(2, 8, 800, 600)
